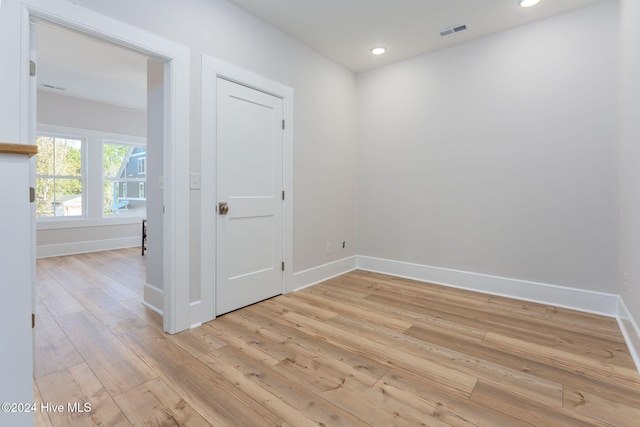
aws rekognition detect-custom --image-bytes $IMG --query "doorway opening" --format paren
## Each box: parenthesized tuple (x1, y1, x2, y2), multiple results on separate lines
(23, 1, 192, 335)
(32, 19, 165, 315)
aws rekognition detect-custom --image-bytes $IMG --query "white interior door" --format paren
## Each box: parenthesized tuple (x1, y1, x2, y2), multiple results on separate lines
(216, 78, 284, 315)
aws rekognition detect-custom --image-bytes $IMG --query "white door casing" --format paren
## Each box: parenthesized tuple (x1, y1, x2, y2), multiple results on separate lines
(216, 78, 284, 315)
(200, 54, 294, 323)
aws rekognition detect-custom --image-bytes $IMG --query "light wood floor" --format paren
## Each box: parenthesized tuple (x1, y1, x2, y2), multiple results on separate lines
(34, 249, 640, 426)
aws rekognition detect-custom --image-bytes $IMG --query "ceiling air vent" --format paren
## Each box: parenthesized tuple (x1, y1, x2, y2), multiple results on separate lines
(440, 24, 468, 37)
(42, 84, 67, 91)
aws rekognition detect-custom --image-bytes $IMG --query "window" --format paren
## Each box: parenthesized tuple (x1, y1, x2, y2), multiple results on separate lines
(138, 157, 146, 175)
(35, 135, 84, 218)
(35, 125, 146, 227)
(103, 143, 147, 216)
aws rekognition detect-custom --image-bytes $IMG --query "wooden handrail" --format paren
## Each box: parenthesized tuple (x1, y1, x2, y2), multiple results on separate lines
(0, 143, 38, 158)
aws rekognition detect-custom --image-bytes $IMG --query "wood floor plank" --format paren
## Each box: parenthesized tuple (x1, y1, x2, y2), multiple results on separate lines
(36, 277, 86, 318)
(409, 319, 640, 410)
(113, 378, 212, 426)
(54, 311, 157, 396)
(469, 380, 607, 426)
(322, 376, 453, 427)
(165, 324, 227, 358)
(483, 332, 640, 389)
(72, 288, 148, 336)
(244, 303, 390, 387)
(37, 257, 94, 294)
(199, 316, 284, 367)
(34, 302, 84, 378)
(563, 386, 640, 426)
(289, 291, 414, 331)
(33, 382, 53, 427)
(117, 297, 164, 332)
(238, 305, 388, 387)
(208, 343, 371, 427)
(330, 314, 564, 409)
(214, 312, 297, 363)
(343, 271, 489, 308)
(61, 255, 140, 301)
(266, 294, 340, 322)
(82, 250, 146, 282)
(198, 352, 320, 427)
(554, 333, 637, 369)
(366, 290, 558, 346)
(278, 310, 479, 398)
(374, 368, 526, 427)
(120, 326, 280, 426)
(36, 362, 132, 427)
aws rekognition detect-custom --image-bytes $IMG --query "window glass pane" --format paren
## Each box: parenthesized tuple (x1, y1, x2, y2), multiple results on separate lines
(35, 177, 82, 218)
(103, 143, 147, 217)
(103, 143, 131, 178)
(36, 135, 84, 219)
(53, 178, 83, 217)
(36, 177, 55, 217)
(54, 138, 82, 176)
(35, 136, 54, 176)
(103, 181, 114, 213)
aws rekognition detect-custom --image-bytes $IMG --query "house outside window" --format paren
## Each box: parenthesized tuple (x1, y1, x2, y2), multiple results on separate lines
(35, 135, 84, 218)
(103, 142, 147, 216)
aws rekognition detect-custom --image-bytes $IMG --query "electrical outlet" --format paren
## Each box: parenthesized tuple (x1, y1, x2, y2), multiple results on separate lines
(326, 243, 332, 255)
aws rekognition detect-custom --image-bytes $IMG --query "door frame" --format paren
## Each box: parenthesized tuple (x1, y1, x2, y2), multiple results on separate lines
(200, 54, 294, 322)
(19, 0, 191, 333)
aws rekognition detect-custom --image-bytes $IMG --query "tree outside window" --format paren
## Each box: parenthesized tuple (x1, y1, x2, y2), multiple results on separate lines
(35, 135, 83, 218)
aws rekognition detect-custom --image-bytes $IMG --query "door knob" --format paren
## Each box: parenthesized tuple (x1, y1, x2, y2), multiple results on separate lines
(219, 202, 229, 215)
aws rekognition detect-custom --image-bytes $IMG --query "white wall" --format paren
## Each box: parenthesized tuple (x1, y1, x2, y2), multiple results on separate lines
(619, 0, 640, 361)
(38, 91, 146, 137)
(36, 91, 146, 258)
(357, 1, 619, 294)
(69, 0, 359, 300)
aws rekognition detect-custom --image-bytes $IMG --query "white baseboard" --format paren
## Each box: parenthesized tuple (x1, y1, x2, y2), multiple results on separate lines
(292, 256, 357, 292)
(37, 236, 141, 258)
(356, 256, 619, 317)
(189, 299, 214, 328)
(618, 298, 640, 373)
(143, 283, 163, 315)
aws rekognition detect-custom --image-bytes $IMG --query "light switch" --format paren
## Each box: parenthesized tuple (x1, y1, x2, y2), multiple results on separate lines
(190, 173, 201, 189)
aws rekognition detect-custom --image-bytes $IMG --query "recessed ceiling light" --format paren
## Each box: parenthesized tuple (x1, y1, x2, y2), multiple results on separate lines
(370, 47, 387, 55)
(519, 0, 541, 7)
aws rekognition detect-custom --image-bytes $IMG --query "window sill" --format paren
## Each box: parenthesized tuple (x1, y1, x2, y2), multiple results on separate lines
(36, 216, 145, 230)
